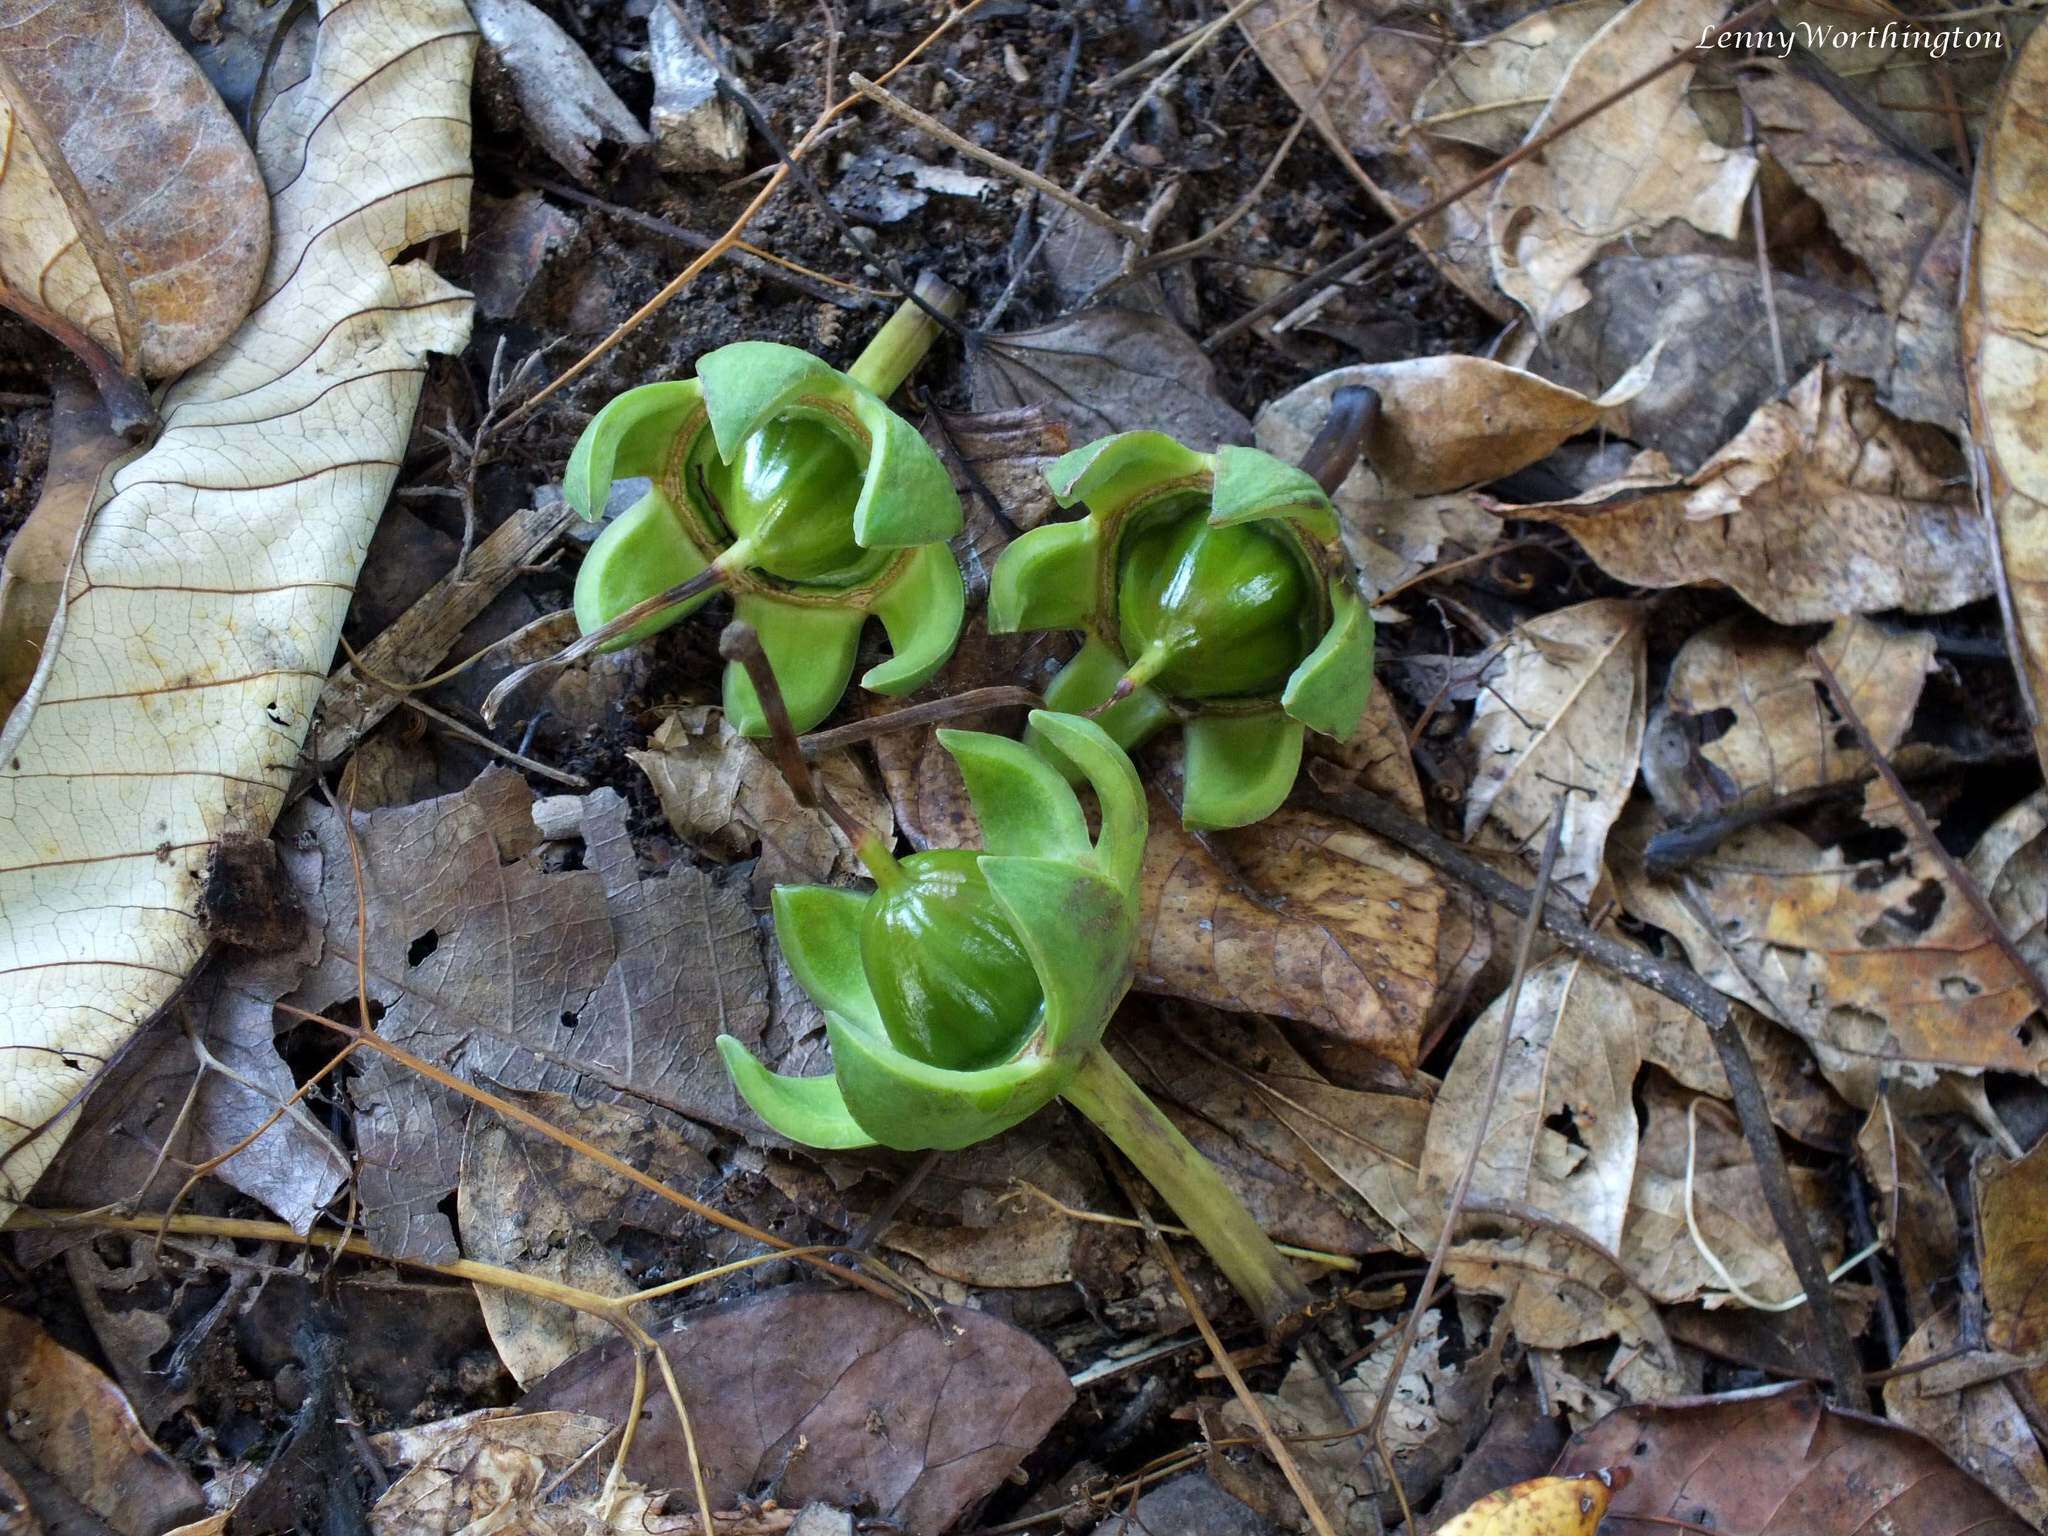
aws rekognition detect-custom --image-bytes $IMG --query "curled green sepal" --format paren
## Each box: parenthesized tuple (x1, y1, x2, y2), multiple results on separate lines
(716, 1038, 877, 1149)
(717, 711, 1149, 1153)
(565, 332, 969, 732)
(989, 429, 1374, 829)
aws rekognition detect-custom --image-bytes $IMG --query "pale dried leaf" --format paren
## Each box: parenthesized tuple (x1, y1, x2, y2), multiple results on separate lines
(1413, 0, 1625, 154)
(0, 0, 476, 1220)
(1487, 0, 1756, 330)
(1464, 598, 1647, 900)
(1507, 367, 1989, 621)
(369, 1409, 614, 1536)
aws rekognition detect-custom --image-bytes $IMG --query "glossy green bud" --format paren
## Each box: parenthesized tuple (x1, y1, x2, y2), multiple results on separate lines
(988, 433, 1375, 830)
(560, 336, 967, 737)
(861, 850, 1045, 1071)
(1116, 510, 1318, 700)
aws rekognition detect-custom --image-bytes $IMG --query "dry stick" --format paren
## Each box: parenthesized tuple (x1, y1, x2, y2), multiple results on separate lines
(1095, 0, 1270, 92)
(1364, 801, 1562, 1447)
(1742, 103, 1788, 393)
(798, 686, 1042, 757)
(1095, 1139, 1343, 1536)
(1299, 775, 1871, 1409)
(1809, 646, 2048, 1020)
(847, 74, 1146, 242)
(1202, 0, 1783, 352)
(501, 1, 987, 433)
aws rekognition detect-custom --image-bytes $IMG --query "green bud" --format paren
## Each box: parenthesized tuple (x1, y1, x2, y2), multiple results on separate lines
(1116, 508, 1318, 700)
(988, 433, 1375, 830)
(692, 415, 879, 586)
(861, 849, 1045, 1071)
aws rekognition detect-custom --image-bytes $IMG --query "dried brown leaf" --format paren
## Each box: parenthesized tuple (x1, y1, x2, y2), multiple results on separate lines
(1507, 366, 1988, 621)
(1464, 598, 1647, 900)
(1412, 1, 1624, 154)
(522, 1288, 1073, 1535)
(369, 1409, 615, 1536)
(0, 0, 268, 379)
(1554, 1381, 2033, 1536)
(1883, 1309, 2048, 1529)
(1852, 1101, 1957, 1326)
(1487, 0, 1756, 330)
(1977, 1130, 2048, 1421)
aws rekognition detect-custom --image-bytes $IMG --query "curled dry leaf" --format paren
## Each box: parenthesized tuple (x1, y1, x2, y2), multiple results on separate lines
(1611, 812, 2048, 1105)
(1882, 1308, 2048, 1530)
(283, 775, 771, 1261)
(522, 1288, 1073, 1536)
(1651, 614, 1936, 821)
(369, 1409, 615, 1536)
(1976, 1130, 2048, 1423)
(1421, 955, 1642, 1252)
(0, 0, 270, 393)
(1852, 1100, 1957, 1324)
(1967, 18, 2048, 783)
(1505, 366, 1989, 621)
(1463, 598, 1647, 901)
(0, 1307, 205, 1536)
(1739, 69, 1964, 429)
(1620, 1076, 1841, 1308)
(0, 0, 477, 1221)
(459, 1091, 713, 1388)
(1486, 0, 1756, 331)
(1413, 1, 1625, 154)
(1553, 1380, 2034, 1536)
(970, 309, 1252, 451)
(1237, 0, 1509, 317)
(1435, 1470, 1620, 1536)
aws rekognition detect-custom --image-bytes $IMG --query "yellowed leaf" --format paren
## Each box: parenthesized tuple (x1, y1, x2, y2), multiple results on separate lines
(1464, 598, 1647, 900)
(1508, 366, 1988, 621)
(1436, 1470, 1620, 1536)
(1487, 0, 1756, 329)
(0, 0, 476, 1217)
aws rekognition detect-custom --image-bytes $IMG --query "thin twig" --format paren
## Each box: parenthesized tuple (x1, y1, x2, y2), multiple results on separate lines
(397, 695, 588, 788)
(798, 687, 1042, 757)
(1094, 0, 1270, 92)
(1742, 104, 1788, 392)
(848, 73, 1146, 242)
(1809, 644, 2048, 1019)
(1203, 0, 1783, 350)
(1366, 799, 1562, 1444)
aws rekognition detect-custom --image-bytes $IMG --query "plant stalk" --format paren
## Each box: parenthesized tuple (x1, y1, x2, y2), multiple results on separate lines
(846, 272, 963, 398)
(1063, 1043, 1310, 1337)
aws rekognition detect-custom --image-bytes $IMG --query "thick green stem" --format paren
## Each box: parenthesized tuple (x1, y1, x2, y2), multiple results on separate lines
(1063, 1044, 1311, 1336)
(846, 272, 963, 398)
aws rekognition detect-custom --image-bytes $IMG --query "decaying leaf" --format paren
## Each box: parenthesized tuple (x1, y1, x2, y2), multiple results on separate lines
(459, 1091, 713, 1388)
(523, 1288, 1073, 1535)
(1620, 1077, 1841, 1308)
(282, 774, 770, 1260)
(1739, 69, 1964, 428)
(1422, 956, 1642, 1251)
(1883, 1309, 2048, 1530)
(1464, 598, 1646, 900)
(922, 404, 1069, 595)
(369, 1409, 615, 1536)
(1652, 614, 1935, 821)
(1976, 1131, 2048, 1420)
(631, 706, 893, 896)
(0, 0, 268, 386)
(1487, 0, 1756, 330)
(1554, 1381, 2034, 1536)
(0, 1307, 205, 1536)
(1507, 367, 1989, 622)
(1412, 1, 1624, 154)
(0, 0, 477, 1223)
(1435, 1470, 1619, 1536)
(1613, 812, 2047, 1104)
(1853, 1100, 1958, 1324)
(971, 309, 1251, 450)
(1967, 18, 2048, 784)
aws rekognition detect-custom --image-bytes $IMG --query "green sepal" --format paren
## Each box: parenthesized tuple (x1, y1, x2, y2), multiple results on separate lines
(1026, 711, 1147, 897)
(862, 542, 965, 695)
(1046, 431, 1211, 515)
(724, 594, 864, 736)
(1181, 712, 1305, 831)
(571, 487, 712, 649)
(563, 379, 704, 520)
(827, 1012, 1061, 1150)
(768, 884, 882, 1034)
(696, 340, 962, 550)
(940, 729, 1093, 863)
(987, 517, 1099, 634)
(1282, 581, 1374, 739)
(1040, 637, 1176, 755)
(979, 854, 1134, 1056)
(715, 1037, 878, 1150)
(1209, 445, 1339, 541)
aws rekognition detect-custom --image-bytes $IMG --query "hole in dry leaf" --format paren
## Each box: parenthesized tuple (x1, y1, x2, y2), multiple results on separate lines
(1544, 1105, 1587, 1149)
(407, 929, 440, 967)
(2018, 1020, 2036, 1049)
(1882, 878, 1943, 937)
(560, 1010, 579, 1030)
(1694, 706, 1737, 746)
